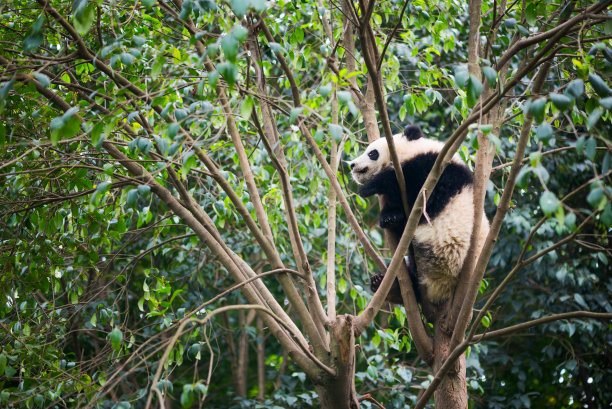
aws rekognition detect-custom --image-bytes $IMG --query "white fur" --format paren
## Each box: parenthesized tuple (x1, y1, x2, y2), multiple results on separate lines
(415, 187, 490, 302)
(350, 133, 463, 185)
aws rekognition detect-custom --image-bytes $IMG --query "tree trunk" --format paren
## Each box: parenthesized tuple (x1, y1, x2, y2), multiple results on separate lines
(315, 315, 359, 409)
(433, 322, 468, 409)
(236, 310, 250, 397)
(257, 317, 265, 401)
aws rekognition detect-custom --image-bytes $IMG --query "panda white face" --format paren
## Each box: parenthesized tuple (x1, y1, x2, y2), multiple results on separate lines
(349, 137, 393, 185)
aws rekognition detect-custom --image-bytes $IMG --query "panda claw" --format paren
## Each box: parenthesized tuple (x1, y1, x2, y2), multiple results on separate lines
(379, 212, 406, 229)
(370, 273, 384, 293)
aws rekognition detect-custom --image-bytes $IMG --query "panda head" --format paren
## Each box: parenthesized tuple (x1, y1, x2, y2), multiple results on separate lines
(349, 125, 423, 184)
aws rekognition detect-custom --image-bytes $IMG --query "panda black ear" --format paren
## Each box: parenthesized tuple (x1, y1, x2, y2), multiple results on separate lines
(403, 125, 423, 141)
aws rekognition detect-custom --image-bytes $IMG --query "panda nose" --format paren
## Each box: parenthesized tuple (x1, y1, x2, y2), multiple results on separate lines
(350, 162, 356, 170)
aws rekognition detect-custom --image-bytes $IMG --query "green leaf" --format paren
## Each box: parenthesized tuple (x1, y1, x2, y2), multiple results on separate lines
(566, 212, 576, 229)
(208, 70, 219, 89)
(329, 124, 343, 143)
(217, 62, 237, 87)
(133, 36, 146, 46)
(137, 185, 151, 195)
(487, 133, 501, 153)
(221, 34, 239, 62)
(110, 327, 123, 352)
(536, 122, 553, 142)
(23, 16, 45, 52)
(289, 107, 303, 123)
(174, 108, 188, 122)
(529, 97, 547, 123)
(454, 68, 469, 88)
(167, 122, 180, 139)
(587, 107, 603, 130)
(600, 96, 612, 110)
(0, 355, 6, 375)
(142, 0, 156, 8)
(525, 4, 538, 26)
(517, 25, 530, 37)
(588, 73, 611, 97)
(181, 387, 194, 408)
(319, 84, 332, 97)
(23, 32, 43, 53)
(120, 53, 134, 66)
(179, 0, 192, 19)
(504, 18, 516, 28)
(33, 73, 50, 88)
(0, 79, 15, 115)
(337, 91, 351, 104)
(337, 278, 347, 293)
(268, 42, 284, 55)
(576, 135, 586, 153)
(453, 95, 462, 110)
(232, 25, 248, 42)
(50, 107, 81, 145)
(482, 67, 497, 88)
(96, 181, 111, 193)
(529, 152, 542, 167)
(540, 191, 560, 216)
(480, 124, 493, 134)
(366, 365, 378, 380)
(585, 137, 597, 160)
(183, 151, 196, 173)
(251, 0, 267, 12)
(549, 93, 572, 111)
(206, 43, 219, 59)
(72, 0, 95, 35)
(231, 0, 249, 17)
(239, 96, 254, 119)
(566, 79, 584, 98)
(4, 366, 16, 378)
(467, 75, 483, 107)
(586, 186, 604, 208)
(126, 189, 139, 207)
(602, 203, 612, 227)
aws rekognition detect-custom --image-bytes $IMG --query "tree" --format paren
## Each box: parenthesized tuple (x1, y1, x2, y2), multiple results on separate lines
(1, 0, 611, 408)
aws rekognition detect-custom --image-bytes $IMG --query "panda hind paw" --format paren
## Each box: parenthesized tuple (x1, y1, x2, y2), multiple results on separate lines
(370, 273, 384, 293)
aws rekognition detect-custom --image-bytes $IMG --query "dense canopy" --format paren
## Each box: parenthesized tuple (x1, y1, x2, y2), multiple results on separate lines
(0, 0, 611, 408)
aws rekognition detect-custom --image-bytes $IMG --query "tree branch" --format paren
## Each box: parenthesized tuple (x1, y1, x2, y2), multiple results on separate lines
(471, 311, 612, 343)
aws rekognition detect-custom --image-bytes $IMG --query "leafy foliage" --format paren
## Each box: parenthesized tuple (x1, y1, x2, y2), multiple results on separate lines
(0, 0, 610, 408)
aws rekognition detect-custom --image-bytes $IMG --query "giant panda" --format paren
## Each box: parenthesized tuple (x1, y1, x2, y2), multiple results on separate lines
(349, 125, 489, 303)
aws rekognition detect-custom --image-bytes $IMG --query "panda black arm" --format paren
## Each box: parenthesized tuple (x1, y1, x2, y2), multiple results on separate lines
(357, 167, 401, 198)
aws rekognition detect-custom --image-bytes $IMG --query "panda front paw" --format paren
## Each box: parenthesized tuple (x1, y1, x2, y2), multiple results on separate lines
(379, 208, 406, 229)
(357, 183, 377, 198)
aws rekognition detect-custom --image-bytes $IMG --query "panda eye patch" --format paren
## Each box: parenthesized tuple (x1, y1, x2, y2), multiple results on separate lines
(368, 150, 379, 161)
